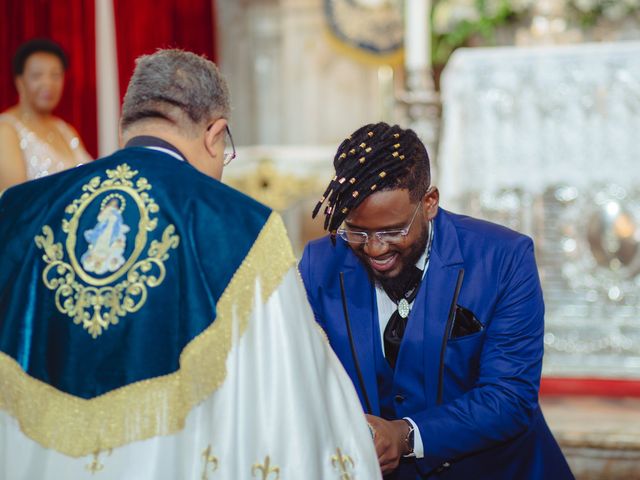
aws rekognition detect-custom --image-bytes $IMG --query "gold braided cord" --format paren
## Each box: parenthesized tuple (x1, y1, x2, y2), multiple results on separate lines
(0, 212, 295, 457)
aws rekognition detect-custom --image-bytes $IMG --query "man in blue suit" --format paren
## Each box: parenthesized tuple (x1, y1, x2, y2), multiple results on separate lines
(299, 122, 574, 479)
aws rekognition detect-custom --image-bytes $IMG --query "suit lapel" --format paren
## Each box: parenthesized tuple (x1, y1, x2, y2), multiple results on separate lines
(340, 253, 380, 415)
(395, 210, 464, 407)
(422, 257, 462, 406)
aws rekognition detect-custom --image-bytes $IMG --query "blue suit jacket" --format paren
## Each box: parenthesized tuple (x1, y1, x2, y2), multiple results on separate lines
(300, 208, 573, 479)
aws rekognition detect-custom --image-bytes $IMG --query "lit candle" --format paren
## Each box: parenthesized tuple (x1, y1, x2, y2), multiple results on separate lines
(405, 0, 431, 70)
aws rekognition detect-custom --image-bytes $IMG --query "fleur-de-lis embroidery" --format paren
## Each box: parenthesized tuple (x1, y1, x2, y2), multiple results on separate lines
(331, 448, 355, 480)
(252, 455, 280, 479)
(201, 445, 219, 480)
(85, 449, 112, 474)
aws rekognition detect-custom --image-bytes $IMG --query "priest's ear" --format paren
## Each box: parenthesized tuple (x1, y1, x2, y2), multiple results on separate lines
(204, 118, 227, 159)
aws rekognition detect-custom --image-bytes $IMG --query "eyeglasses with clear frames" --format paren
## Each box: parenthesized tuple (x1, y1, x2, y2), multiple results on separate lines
(223, 125, 236, 166)
(337, 202, 422, 245)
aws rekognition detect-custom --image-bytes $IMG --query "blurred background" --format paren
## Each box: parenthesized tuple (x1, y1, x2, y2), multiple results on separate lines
(1, 1, 640, 477)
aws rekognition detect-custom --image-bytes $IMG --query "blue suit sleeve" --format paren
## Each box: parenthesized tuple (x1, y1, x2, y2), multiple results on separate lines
(413, 237, 544, 472)
(298, 243, 327, 329)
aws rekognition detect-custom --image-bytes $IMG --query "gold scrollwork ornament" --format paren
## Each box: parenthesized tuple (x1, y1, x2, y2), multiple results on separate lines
(34, 163, 180, 338)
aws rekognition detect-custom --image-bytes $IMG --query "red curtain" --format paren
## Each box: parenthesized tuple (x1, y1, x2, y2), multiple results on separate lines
(0, 0, 98, 157)
(0, 0, 217, 158)
(113, 0, 217, 103)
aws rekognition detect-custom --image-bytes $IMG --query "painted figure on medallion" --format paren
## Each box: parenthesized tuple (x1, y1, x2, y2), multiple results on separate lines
(81, 195, 130, 275)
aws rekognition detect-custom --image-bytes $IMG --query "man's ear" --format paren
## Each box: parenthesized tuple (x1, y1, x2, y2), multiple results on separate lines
(423, 186, 440, 219)
(204, 118, 227, 157)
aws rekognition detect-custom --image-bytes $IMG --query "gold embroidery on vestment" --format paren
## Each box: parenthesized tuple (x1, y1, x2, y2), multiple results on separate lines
(85, 449, 112, 474)
(331, 448, 355, 480)
(201, 444, 219, 479)
(34, 163, 179, 338)
(0, 213, 294, 457)
(252, 455, 280, 479)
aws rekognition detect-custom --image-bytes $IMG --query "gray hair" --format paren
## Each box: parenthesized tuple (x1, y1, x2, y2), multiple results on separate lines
(121, 49, 230, 133)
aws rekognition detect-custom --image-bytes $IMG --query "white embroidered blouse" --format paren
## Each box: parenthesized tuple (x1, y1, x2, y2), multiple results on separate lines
(0, 113, 91, 180)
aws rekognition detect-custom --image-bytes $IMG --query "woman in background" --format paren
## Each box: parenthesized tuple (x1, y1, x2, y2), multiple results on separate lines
(0, 38, 91, 191)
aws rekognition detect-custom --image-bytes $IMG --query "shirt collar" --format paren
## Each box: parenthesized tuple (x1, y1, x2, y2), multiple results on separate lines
(124, 136, 187, 162)
(417, 220, 435, 277)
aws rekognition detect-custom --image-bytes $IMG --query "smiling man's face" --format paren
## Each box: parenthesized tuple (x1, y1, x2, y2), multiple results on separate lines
(343, 188, 439, 286)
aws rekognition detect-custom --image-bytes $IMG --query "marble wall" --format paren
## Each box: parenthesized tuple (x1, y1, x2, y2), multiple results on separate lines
(217, 0, 395, 147)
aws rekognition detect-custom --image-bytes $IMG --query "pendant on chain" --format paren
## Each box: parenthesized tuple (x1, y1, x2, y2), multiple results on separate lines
(398, 298, 410, 318)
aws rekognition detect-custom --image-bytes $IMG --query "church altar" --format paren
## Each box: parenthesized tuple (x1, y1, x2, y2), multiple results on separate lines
(434, 40, 640, 479)
(438, 41, 640, 383)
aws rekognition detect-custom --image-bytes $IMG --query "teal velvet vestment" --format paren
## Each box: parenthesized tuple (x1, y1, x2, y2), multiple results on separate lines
(0, 147, 271, 399)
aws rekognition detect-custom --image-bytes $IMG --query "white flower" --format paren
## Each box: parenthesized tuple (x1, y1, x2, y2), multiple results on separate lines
(432, 0, 481, 34)
(510, 0, 536, 13)
(354, 0, 392, 7)
(573, 0, 601, 13)
(603, 2, 630, 20)
(484, 0, 504, 16)
(484, 0, 529, 16)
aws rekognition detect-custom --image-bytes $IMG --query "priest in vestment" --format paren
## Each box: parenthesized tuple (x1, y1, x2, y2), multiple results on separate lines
(0, 49, 380, 479)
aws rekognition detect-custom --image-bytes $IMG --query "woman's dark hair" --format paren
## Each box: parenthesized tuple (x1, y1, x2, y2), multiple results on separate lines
(12, 38, 68, 76)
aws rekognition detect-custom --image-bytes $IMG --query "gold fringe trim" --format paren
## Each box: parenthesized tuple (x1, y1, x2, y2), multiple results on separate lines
(0, 212, 295, 457)
(324, 28, 404, 67)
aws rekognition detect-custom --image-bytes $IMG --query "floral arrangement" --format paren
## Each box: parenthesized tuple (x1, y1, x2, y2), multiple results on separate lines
(431, 0, 531, 65)
(431, 0, 640, 66)
(568, 0, 640, 26)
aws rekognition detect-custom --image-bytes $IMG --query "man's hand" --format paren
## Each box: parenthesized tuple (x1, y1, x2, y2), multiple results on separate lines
(365, 414, 411, 475)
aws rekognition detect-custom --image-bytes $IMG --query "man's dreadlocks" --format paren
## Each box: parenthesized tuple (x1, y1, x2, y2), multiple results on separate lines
(313, 122, 431, 238)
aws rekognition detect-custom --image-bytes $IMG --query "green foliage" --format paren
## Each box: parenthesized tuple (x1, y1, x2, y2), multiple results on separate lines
(431, 0, 527, 66)
(430, 0, 640, 66)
